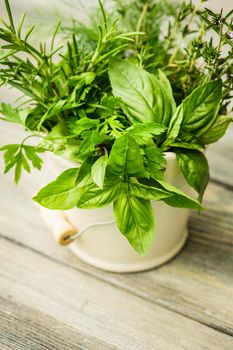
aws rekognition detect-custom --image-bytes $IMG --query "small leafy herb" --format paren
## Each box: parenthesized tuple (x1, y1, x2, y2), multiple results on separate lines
(0, 143, 43, 183)
(0, 0, 232, 255)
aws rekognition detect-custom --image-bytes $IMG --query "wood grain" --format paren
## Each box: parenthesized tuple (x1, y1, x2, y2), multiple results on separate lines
(206, 125, 233, 187)
(0, 297, 114, 350)
(1, 237, 233, 350)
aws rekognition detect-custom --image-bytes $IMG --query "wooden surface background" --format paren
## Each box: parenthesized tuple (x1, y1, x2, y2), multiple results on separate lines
(0, 120, 233, 349)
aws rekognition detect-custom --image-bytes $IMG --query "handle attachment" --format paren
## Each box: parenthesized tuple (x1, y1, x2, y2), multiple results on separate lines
(52, 218, 77, 246)
(40, 208, 77, 245)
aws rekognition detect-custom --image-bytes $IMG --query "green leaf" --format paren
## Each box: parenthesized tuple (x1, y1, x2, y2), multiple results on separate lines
(69, 72, 95, 86)
(0, 143, 39, 183)
(4, 0, 16, 33)
(37, 100, 66, 130)
(105, 115, 124, 138)
(158, 69, 176, 118)
(21, 152, 30, 173)
(169, 142, 203, 150)
(77, 157, 96, 183)
(109, 59, 175, 125)
(108, 133, 145, 178)
(200, 115, 232, 144)
(78, 131, 110, 157)
(14, 152, 30, 183)
(168, 131, 205, 150)
(176, 150, 209, 201)
(76, 180, 121, 209)
(113, 185, 155, 255)
(14, 155, 22, 183)
(0, 144, 19, 169)
(143, 145, 167, 180)
(71, 117, 100, 135)
(162, 104, 183, 147)
(33, 168, 83, 209)
(91, 151, 108, 189)
(100, 96, 121, 112)
(24, 146, 43, 170)
(128, 181, 171, 200)
(0, 103, 30, 124)
(181, 80, 222, 136)
(163, 80, 222, 147)
(37, 100, 82, 131)
(152, 179, 203, 210)
(127, 122, 167, 144)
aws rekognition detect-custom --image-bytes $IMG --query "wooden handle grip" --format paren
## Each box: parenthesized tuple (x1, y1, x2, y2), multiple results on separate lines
(40, 208, 77, 246)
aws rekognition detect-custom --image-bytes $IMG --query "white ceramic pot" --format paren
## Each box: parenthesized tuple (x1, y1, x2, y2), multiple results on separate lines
(40, 153, 194, 273)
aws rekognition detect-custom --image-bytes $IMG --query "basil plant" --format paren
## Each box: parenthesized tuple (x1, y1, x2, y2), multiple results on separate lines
(0, 0, 232, 254)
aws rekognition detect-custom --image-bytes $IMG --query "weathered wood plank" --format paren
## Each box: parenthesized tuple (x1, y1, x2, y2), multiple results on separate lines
(206, 125, 233, 187)
(0, 297, 114, 350)
(1, 237, 233, 350)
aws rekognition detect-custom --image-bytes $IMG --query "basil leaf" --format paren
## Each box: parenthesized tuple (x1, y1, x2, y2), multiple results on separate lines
(109, 59, 175, 125)
(78, 157, 96, 182)
(91, 151, 108, 189)
(158, 69, 176, 117)
(169, 141, 203, 150)
(113, 186, 154, 255)
(200, 115, 232, 144)
(108, 133, 145, 177)
(76, 181, 121, 208)
(128, 181, 171, 200)
(167, 131, 205, 150)
(176, 150, 209, 201)
(181, 80, 222, 136)
(162, 105, 184, 147)
(33, 168, 83, 209)
(153, 179, 203, 210)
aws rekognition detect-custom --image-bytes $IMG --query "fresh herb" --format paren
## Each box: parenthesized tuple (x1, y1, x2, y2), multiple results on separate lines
(0, 0, 232, 255)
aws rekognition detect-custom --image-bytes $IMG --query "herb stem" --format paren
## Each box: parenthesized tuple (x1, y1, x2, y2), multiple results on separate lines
(169, 0, 202, 65)
(136, 2, 148, 46)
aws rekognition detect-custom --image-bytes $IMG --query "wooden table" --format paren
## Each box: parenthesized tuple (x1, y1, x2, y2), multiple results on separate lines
(0, 120, 232, 350)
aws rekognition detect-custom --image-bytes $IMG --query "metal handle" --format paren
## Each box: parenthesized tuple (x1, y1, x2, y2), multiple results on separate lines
(40, 207, 115, 246)
(65, 219, 116, 244)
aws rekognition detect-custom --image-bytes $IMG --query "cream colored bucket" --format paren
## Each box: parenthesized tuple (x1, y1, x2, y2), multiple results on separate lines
(40, 153, 194, 273)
